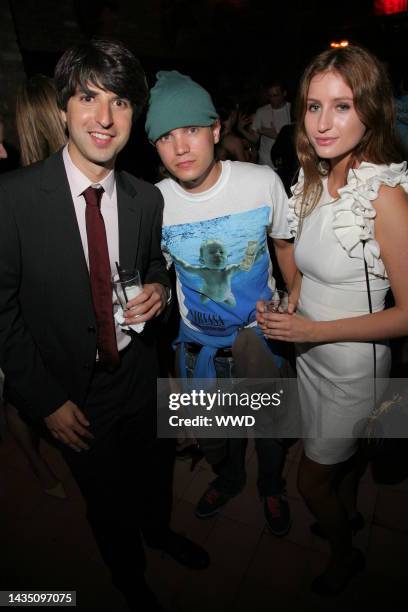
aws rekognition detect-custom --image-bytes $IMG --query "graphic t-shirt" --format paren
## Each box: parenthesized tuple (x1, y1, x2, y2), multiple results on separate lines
(158, 160, 291, 337)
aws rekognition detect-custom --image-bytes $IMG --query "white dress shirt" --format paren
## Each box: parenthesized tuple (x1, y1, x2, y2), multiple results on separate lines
(62, 145, 131, 352)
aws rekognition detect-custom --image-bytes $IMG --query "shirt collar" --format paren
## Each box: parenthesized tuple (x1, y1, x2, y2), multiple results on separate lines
(62, 145, 115, 201)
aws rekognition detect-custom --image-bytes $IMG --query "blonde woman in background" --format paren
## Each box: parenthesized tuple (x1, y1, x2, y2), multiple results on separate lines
(16, 74, 66, 166)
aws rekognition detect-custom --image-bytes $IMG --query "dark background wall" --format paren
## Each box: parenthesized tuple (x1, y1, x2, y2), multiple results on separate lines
(1, 0, 407, 149)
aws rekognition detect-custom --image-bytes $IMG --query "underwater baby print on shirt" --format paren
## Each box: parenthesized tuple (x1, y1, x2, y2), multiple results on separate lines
(162, 206, 275, 336)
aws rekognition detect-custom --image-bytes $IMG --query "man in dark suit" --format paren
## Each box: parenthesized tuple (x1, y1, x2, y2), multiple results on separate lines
(0, 39, 208, 610)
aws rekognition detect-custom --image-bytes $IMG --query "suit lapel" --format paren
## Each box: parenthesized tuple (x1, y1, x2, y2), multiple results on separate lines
(116, 172, 142, 271)
(39, 151, 91, 294)
(38, 156, 142, 297)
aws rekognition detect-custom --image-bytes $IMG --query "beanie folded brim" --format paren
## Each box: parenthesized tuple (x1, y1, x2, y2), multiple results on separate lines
(146, 70, 218, 142)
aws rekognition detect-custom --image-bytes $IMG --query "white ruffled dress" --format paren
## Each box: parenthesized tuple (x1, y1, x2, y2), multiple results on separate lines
(289, 162, 408, 464)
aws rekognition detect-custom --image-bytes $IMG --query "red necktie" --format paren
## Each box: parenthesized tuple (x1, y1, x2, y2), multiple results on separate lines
(83, 186, 119, 368)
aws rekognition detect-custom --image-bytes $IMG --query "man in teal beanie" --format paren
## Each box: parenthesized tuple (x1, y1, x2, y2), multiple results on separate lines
(146, 70, 219, 144)
(147, 70, 297, 535)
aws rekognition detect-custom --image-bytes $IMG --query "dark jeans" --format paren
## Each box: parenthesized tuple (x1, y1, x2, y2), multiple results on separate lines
(184, 346, 286, 496)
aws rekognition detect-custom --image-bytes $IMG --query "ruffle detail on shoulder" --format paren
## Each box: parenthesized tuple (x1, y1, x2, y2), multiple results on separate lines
(332, 162, 408, 278)
(287, 168, 304, 238)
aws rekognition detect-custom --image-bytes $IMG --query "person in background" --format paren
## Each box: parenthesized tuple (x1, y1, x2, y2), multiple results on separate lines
(0, 116, 7, 161)
(258, 45, 408, 595)
(250, 81, 291, 168)
(0, 113, 19, 174)
(216, 102, 257, 163)
(16, 74, 67, 166)
(270, 119, 299, 196)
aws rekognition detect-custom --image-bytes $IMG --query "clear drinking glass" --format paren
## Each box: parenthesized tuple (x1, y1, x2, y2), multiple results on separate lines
(112, 269, 142, 310)
(263, 289, 288, 313)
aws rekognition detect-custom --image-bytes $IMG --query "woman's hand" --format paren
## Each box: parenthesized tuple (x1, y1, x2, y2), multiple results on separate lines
(256, 304, 317, 343)
(287, 270, 302, 314)
(287, 287, 300, 314)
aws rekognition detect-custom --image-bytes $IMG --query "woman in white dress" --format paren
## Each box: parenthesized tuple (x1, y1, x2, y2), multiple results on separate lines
(257, 46, 408, 594)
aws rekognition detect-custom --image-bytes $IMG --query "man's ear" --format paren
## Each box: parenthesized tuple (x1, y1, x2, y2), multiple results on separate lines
(212, 119, 221, 145)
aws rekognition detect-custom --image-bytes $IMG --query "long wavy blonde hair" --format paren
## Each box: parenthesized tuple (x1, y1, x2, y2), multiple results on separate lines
(293, 45, 403, 232)
(16, 74, 66, 166)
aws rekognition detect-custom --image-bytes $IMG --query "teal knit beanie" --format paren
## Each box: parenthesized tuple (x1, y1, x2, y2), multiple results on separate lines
(145, 70, 218, 143)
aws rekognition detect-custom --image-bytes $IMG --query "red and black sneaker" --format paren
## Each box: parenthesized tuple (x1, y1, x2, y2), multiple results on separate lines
(263, 493, 291, 536)
(195, 485, 238, 519)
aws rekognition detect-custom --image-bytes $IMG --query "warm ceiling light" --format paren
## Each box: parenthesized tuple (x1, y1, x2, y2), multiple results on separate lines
(330, 40, 350, 48)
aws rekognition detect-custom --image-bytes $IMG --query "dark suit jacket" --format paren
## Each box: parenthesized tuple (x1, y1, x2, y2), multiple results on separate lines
(0, 150, 169, 419)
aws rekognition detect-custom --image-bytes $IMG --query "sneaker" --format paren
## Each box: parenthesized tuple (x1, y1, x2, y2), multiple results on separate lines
(195, 485, 236, 519)
(263, 493, 291, 536)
